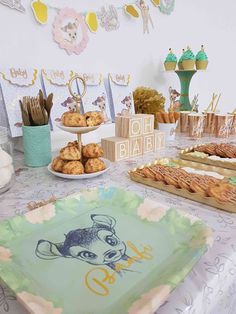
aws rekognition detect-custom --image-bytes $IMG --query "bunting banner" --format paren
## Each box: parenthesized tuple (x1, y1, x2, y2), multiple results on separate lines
(0, 0, 175, 55)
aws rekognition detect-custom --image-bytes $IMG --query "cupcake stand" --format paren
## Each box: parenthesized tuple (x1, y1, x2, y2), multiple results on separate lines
(48, 75, 110, 179)
(175, 70, 197, 111)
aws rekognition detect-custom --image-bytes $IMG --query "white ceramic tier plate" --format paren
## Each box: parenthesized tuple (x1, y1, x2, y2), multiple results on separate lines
(56, 122, 100, 134)
(47, 158, 110, 179)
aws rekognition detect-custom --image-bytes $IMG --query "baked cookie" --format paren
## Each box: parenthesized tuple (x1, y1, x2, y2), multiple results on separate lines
(85, 111, 103, 127)
(60, 146, 81, 161)
(207, 183, 236, 204)
(215, 145, 228, 158)
(204, 143, 217, 155)
(62, 112, 87, 127)
(190, 175, 220, 195)
(219, 144, 236, 158)
(62, 161, 84, 175)
(84, 158, 106, 173)
(141, 167, 156, 180)
(178, 174, 192, 191)
(163, 173, 180, 188)
(52, 157, 67, 173)
(194, 145, 208, 154)
(82, 143, 104, 158)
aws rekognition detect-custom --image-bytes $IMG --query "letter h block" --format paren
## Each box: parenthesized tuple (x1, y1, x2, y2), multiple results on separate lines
(136, 114, 154, 134)
(101, 137, 130, 162)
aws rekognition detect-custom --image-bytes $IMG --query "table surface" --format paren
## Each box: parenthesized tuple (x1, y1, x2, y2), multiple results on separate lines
(1, 135, 236, 314)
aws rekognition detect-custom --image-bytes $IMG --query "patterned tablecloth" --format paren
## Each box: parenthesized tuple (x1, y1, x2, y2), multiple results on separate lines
(1, 135, 236, 314)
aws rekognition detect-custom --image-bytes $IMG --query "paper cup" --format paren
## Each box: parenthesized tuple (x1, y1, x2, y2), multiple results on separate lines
(158, 123, 176, 141)
(182, 60, 195, 70)
(215, 114, 234, 138)
(204, 111, 215, 134)
(164, 62, 176, 71)
(196, 60, 208, 70)
(230, 114, 236, 135)
(180, 111, 191, 133)
(22, 125, 52, 167)
(188, 113, 206, 138)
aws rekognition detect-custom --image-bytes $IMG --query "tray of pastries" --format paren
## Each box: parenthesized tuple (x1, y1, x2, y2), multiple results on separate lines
(48, 141, 110, 179)
(129, 158, 236, 213)
(179, 143, 236, 171)
(56, 111, 104, 134)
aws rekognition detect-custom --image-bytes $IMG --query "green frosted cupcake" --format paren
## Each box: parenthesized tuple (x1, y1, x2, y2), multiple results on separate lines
(196, 45, 208, 70)
(182, 47, 195, 70)
(178, 49, 185, 70)
(164, 48, 177, 71)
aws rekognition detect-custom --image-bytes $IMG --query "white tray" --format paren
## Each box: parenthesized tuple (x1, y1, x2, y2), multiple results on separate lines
(47, 158, 110, 179)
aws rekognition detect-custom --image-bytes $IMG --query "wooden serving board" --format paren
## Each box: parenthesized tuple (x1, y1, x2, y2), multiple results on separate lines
(128, 159, 236, 213)
(179, 145, 236, 171)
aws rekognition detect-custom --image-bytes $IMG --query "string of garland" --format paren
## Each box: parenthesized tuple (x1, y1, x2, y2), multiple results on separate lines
(30, 0, 175, 25)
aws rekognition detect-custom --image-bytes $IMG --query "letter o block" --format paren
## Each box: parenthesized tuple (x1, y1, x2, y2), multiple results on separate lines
(115, 116, 143, 138)
(101, 137, 130, 162)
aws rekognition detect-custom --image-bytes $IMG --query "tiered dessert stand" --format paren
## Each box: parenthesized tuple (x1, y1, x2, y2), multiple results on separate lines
(48, 75, 110, 179)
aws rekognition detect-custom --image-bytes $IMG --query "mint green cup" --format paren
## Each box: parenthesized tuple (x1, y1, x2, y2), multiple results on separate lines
(22, 125, 52, 167)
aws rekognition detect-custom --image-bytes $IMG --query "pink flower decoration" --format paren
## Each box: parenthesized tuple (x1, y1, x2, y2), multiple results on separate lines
(128, 285, 171, 314)
(52, 8, 89, 55)
(137, 198, 168, 222)
(0, 246, 12, 262)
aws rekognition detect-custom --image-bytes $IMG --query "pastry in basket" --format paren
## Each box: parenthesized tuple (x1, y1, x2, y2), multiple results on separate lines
(82, 143, 104, 158)
(62, 112, 87, 127)
(207, 183, 236, 204)
(62, 161, 84, 175)
(85, 158, 106, 173)
(85, 111, 103, 127)
(60, 146, 81, 161)
(52, 157, 67, 173)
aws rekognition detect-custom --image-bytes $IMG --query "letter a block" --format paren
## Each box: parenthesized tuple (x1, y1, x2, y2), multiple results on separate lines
(129, 136, 143, 157)
(115, 116, 143, 138)
(154, 130, 165, 151)
(101, 137, 130, 162)
(143, 134, 154, 153)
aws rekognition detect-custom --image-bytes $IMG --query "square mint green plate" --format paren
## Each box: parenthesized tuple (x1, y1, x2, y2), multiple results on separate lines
(0, 187, 213, 314)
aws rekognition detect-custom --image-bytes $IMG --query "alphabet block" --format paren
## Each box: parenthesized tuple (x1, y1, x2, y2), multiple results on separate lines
(136, 114, 154, 134)
(115, 115, 143, 138)
(143, 134, 154, 153)
(154, 130, 165, 151)
(129, 136, 143, 157)
(101, 137, 130, 162)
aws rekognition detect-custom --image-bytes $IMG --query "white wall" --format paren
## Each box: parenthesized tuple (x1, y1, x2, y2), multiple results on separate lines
(0, 0, 235, 114)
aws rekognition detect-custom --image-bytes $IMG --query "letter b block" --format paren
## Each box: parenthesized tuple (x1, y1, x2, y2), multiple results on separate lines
(101, 137, 130, 162)
(143, 134, 154, 153)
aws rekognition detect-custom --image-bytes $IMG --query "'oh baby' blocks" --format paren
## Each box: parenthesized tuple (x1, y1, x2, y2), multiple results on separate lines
(115, 114, 154, 138)
(102, 114, 165, 162)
